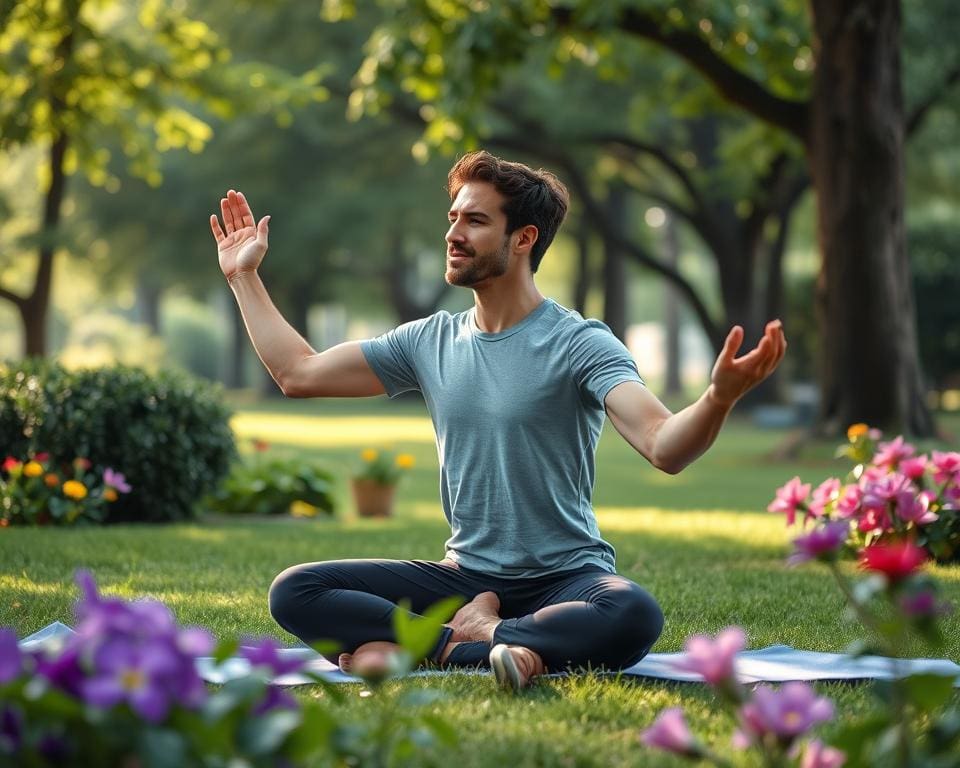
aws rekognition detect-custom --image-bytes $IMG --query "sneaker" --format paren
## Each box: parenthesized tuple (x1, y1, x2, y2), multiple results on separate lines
(489, 644, 545, 691)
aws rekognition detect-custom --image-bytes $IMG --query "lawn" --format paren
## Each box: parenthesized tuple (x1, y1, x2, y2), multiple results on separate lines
(2, 396, 959, 766)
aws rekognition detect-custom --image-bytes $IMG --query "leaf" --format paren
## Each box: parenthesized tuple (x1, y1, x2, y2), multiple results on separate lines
(420, 713, 459, 747)
(902, 673, 956, 711)
(139, 728, 187, 768)
(829, 712, 891, 766)
(393, 595, 464, 664)
(238, 709, 302, 756)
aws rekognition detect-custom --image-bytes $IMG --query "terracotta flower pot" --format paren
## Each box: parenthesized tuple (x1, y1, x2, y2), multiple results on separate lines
(351, 478, 396, 518)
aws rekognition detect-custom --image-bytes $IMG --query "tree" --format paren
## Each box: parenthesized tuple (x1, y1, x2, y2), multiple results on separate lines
(343, 0, 960, 435)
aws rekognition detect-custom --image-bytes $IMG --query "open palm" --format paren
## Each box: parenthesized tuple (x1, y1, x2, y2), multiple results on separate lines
(210, 190, 270, 279)
(710, 320, 787, 406)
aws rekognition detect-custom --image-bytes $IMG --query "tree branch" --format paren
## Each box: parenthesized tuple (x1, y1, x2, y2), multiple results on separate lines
(553, 6, 809, 140)
(906, 63, 960, 137)
(0, 284, 26, 307)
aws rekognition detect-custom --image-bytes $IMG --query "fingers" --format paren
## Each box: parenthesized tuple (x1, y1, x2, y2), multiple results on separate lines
(720, 325, 744, 364)
(256, 215, 270, 245)
(236, 191, 256, 228)
(220, 196, 235, 234)
(209, 214, 225, 243)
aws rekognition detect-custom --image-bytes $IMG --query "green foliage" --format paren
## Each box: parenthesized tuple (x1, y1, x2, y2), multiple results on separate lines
(204, 452, 337, 517)
(354, 448, 417, 486)
(0, 359, 236, 522)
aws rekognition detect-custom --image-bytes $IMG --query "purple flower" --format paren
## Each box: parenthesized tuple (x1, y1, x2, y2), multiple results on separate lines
(768, 478, 811, 526)
(83, 638, 182, 722)
(895, 491, 938, 526)
(788, 521, 849, 565)
(737, 682, 834, 745)
(239, 636, 306, 678)
(898, 589, 953, 620)
(0, 705, 22, 754)
(0, 629, 21, 684)
(672, 626, 745, 686)
(31, 643, 85, 697)
(861, 473, 911, 513)
(807, 479, 841, 519)
(103, 468, 132, 493)
(873, 436, 915, 470)
(800, 739, 846, 768)
(639, 707, 700, 757)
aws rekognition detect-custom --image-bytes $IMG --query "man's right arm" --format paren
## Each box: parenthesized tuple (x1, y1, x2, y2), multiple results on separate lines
(212, 189, 385, 399)
(227, 271, 385, 398)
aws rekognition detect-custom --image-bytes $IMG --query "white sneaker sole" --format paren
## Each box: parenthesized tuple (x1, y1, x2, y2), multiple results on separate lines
(489, 644, 524, 691)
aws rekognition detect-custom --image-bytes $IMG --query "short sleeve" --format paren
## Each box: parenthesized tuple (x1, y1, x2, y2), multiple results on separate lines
(568, 319, 644, 409)
(360, 319, 425, 397)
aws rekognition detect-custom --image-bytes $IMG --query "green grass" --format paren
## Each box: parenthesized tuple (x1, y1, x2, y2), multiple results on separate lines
(2, 397, 959, 766)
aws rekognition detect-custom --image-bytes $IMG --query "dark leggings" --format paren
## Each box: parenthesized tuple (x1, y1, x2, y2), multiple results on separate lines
(268, 558, 664, 671)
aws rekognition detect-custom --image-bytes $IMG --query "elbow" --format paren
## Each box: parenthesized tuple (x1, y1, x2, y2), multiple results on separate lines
(277, 372, 305, 398)
(649, 453, 687, 476)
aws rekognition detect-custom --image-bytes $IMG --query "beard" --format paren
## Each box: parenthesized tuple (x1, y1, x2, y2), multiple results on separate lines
(444, 236, 511, 287)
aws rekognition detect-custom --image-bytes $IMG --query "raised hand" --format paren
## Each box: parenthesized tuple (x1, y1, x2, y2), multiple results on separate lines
(209, 190, 270, 280)
(709, 320, 787, 407)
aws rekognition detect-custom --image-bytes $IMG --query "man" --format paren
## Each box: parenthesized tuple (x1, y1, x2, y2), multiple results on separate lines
(210, 151, 786, 690)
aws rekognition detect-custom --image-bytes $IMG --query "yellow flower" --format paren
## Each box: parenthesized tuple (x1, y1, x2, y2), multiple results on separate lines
(361, 449, 379, 462)
(103, 488, 118, 503)
(23, 461, 43, 478)
(289, 500, 318, 518)
(846, 423, 869, 441)
(395, 453, 416, 469)
(62, 480, 88, 500)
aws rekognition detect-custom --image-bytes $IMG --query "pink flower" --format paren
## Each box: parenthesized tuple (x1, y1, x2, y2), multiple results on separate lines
(768, 477, 811, 526)
(931, 451, 960, 485)
(835, 485, 862, 519)
(861, 474, 911, 512)
(103, 468, 132, 494)
(800, 739, 847, 768)
(899, 455, 928, 480)
(857, 507, 891, 535)
(895, 491, 938, 526)
(639, 708, 700, 757)
(788, 521, 849, 565)
(860, 541, 927, 582)
(808, 479, 841, 519)
(872, 436, 915, 470)
(898, 589, 952, 620)
(672, 626, 745, 686)
(737, 682, 834, 744)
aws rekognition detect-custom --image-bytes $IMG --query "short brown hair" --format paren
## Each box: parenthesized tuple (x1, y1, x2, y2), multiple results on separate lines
(446, 151, 569, 273)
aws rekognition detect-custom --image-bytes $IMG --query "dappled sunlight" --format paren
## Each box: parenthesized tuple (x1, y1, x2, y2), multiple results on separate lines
(596, 507, 790, 544)
(231, 412, 436, 447)
(0, 575, 72, 597)
(169, 527, 231, 543)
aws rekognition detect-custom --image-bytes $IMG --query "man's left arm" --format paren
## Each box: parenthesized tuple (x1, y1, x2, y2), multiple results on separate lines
(604, 320, 786, 474)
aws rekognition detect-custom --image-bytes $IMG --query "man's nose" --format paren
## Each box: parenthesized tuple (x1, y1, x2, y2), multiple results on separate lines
(445, 222, 464, 244)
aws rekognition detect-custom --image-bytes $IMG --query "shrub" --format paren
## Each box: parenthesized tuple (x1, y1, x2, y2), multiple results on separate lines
(0, 359, 235, 523)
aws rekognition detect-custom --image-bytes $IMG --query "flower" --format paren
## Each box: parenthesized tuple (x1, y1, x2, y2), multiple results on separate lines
(361, 449, 379, 462)
(639, 708, 701, 757)
(788, 521, 849, 565)
(103, 468, 132, 494)
(872, 436, 915, 470)
(252, 438, 270, 452)
(894, 491, 937, 526)
(897, 589, 952, 620)
(82, 639, 182, 722)
(355, 447, 415, 485)
(899, 455, 928, 480)
(767, 477, 811, 526)
(737, 682, 833, 745)
(289, 500, 318, 518)
(62, 480, 88, 500)
(1, 457, 21, 474)
(395, 453, 416, 469)
(860, 541, 927, 582)
(23, 461, 43, 478)
(930, 451, 960, 485)
(672, 626, 745, 686)
(835, 485, 862, 518)
(808, 478, 841, 519)
(73, 458, 92, 471)
(240, 636, 306, 678)
(846, 423, 869, 441)
(44, 473, 59, 488)
(103, 488, 118, 503)
(800, 739, 846, 768)
(0, 628, 21, 684)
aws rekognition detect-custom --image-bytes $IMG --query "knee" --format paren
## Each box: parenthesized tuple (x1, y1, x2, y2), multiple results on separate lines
(606, 586, 664, 666)
(268, 564, 313, 628)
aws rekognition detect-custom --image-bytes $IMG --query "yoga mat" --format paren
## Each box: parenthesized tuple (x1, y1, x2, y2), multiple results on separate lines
(18, 622, 960, 687)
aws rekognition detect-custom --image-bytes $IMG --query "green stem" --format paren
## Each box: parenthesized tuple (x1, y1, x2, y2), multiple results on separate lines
(826, 561, 895, 656)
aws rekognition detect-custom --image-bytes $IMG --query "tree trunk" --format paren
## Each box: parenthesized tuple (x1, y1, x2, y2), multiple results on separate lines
(601, 183, 628, 340)
(662, 212, 683, 395)
(809, 0, 933, 436)
(136, 277, 163, 335)
(573, 216, 591, 315)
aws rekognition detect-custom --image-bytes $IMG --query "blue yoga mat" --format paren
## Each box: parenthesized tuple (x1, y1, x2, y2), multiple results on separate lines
(19, 622, 960, 687)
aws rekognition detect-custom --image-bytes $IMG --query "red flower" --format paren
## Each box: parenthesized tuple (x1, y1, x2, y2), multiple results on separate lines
(73, 458, 92, 471)
(2, 457, 21, 472)
(860, 541, 927, 582)
(33, 452, 50, 462)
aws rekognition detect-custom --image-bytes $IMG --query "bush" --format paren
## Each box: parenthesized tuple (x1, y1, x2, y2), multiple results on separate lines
(0, 359, 236, 523)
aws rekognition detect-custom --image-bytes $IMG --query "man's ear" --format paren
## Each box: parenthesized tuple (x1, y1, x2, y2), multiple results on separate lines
(514, 224, 539, 253)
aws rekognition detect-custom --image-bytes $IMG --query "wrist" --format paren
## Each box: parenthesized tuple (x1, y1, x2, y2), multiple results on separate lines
(227, 269, 258, 287)
(706, 383, 737, 412)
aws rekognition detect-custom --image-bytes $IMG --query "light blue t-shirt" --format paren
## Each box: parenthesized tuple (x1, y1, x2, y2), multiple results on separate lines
(360, 298, 643, 578)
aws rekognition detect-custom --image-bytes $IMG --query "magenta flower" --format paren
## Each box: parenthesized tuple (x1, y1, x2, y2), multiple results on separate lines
(103, 468, 132, 493)
(873, 436, 915, 470)
(672, 626, 745, 686)
(788, 521, 849, 565)
(861, 473, 911, 513)
(895, 491, 938, 526)
(807, 479, 841, 519)
(931, 451, 960, 485)
(899, 455, 928, 481)
(639, 707, 700, 757)
(0, 629, 21, 684)
(768, 477, 811, 526)
(898, 589, 952, 620)
(737, 682, 834, 745)
(800, 739, 847, 768)
(857, 507, 892, 535)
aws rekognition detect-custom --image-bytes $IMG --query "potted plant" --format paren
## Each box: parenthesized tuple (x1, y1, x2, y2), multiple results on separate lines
(351, 449, 415, 518)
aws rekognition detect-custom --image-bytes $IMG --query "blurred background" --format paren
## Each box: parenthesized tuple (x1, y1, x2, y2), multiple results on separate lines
(1, 0, 958, 436)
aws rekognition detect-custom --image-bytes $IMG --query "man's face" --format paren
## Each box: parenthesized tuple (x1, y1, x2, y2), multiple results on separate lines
(444, 181, 512, 287)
